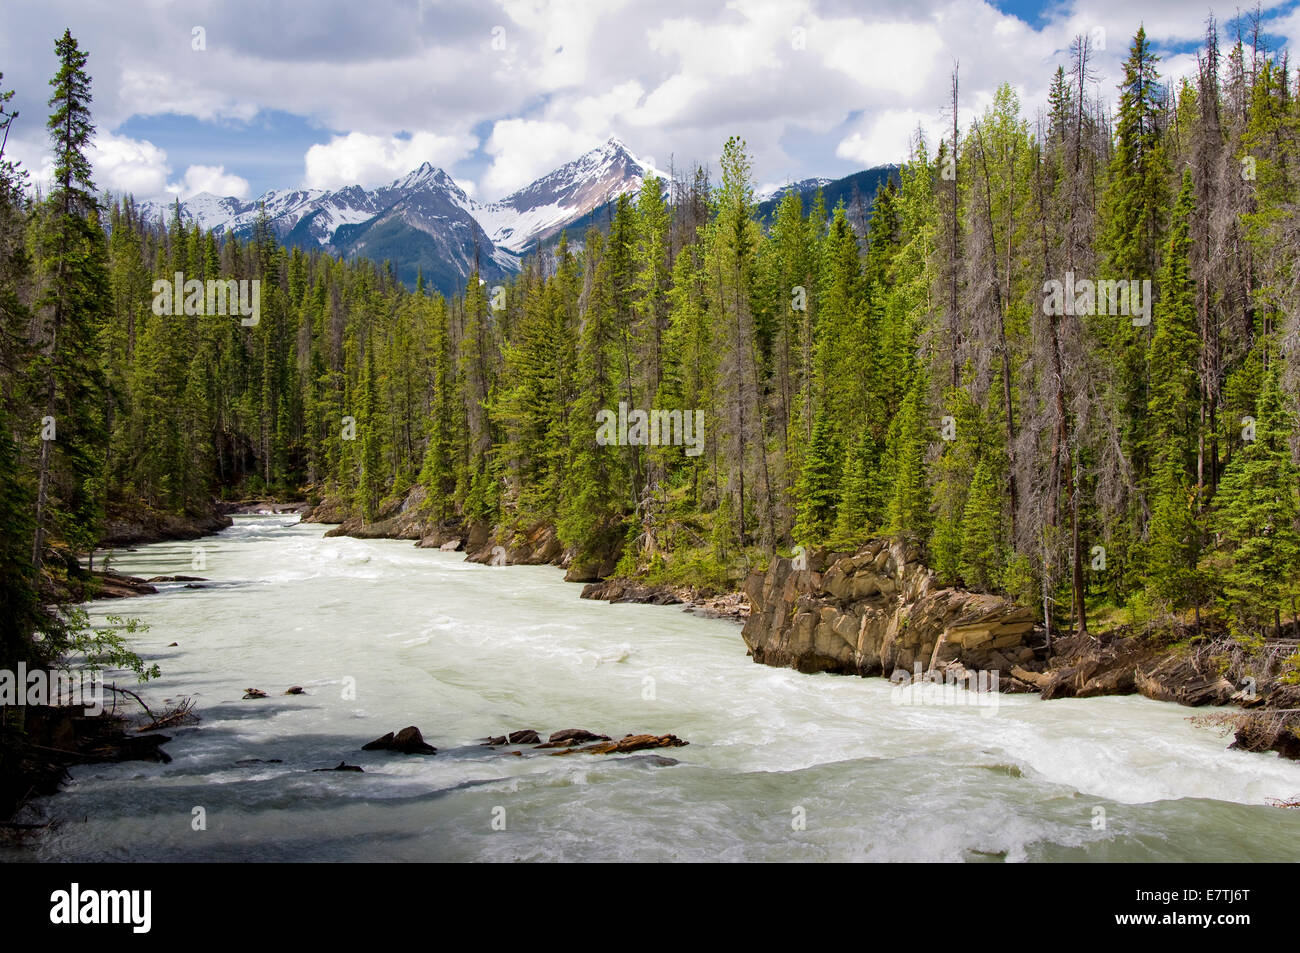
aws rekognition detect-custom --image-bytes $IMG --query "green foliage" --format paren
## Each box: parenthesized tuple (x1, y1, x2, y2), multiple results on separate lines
(1213, 363, 1300, 636)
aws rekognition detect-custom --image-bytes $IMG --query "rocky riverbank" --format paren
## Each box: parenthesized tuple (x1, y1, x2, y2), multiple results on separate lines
(742, 541, 1300, 760)
(0, 706, 173, 823)
(305, 490, 745, 617)
(98, 501, 232, 548)
(302, 488, 624, 580)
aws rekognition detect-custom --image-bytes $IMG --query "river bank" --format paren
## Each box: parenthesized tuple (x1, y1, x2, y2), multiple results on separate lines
(0, 705, 173, 824)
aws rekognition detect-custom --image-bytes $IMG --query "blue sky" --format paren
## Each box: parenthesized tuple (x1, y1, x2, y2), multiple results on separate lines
(3, 0, 1298, 203)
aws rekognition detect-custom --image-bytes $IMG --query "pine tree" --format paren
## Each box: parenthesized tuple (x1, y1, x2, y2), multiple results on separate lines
(886, 379, 932, 541)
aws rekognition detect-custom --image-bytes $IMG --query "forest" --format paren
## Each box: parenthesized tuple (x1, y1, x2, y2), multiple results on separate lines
(2, 17, 1300, 683)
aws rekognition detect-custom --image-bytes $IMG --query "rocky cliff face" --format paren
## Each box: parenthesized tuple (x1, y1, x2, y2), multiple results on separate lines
(742, 539, 1041, 679)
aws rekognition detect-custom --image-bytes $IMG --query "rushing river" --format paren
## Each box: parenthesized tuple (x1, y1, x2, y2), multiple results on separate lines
(7, 515, 1300, 862)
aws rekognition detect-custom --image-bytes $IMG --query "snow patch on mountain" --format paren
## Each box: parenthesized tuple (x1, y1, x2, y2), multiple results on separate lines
(464, 137, 669, 252)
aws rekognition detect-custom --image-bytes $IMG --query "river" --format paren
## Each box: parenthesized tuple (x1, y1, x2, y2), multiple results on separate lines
(6, 515, 1300, 862)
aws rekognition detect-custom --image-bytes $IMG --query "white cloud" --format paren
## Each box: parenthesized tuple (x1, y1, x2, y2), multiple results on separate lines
(819, 20, 945, 97)
(116, 68, 259, 124)
(303, 131, 478, 190)
(480, 119, 604, 198)
(501, 0, 630, 91)
(90, 132, 171, 199)
(836, 108, 947, 167)
(169, 165, 251, 199)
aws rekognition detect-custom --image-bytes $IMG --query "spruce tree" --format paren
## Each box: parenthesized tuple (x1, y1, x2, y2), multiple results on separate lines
(1142, 169, 1203, 613)
(1214, 363, 1300, 637)
(31, 29, 110, 569)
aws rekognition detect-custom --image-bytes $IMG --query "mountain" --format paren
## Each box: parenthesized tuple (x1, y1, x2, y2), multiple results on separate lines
(756, 177, 833, 202)
(138, 137, 664, 296)
(754, 167, 898, 224)
(472, 137, 667, 252)
(136, 139, 893, 295)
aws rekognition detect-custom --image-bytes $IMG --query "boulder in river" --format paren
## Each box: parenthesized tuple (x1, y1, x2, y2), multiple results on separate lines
(362, 726, 437, 754)
(554, 733, 688, 756)
(314, 762, 363, 772)
(284, 686, 305, 695)
(483, 729, 541, 746)
(243, 688, 268, 699)
(536, 728, 611, 748)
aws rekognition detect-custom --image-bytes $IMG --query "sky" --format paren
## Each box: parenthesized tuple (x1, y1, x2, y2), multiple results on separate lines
(2, 0, 1298, 205)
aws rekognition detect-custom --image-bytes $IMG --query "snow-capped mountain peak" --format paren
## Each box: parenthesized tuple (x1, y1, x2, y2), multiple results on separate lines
(133, 137, 664, 291)
(466, 136, 667, 253)
(391, 162, 463, 198)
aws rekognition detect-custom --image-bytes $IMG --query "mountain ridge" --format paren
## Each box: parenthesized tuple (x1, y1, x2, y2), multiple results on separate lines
(137, 139, 896, 295)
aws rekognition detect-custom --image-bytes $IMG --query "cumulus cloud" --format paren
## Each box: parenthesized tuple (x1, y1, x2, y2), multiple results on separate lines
(90, 132, 171, 198)
(40, 134, 255, 202)
(303, 131, 479, 190)
(480, 119, 605, 197)
(170, 165, 251, 199)
(836, 108, 947, 167)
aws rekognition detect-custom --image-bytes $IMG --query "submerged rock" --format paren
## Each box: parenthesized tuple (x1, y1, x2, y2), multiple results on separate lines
(284, 686, 306, 695)
(315, 762, 363, 772)
(619, 754, 681, 767)
(242, 688, 268, 699)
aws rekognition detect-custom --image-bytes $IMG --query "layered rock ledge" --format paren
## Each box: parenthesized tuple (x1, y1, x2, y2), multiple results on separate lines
(742, 539, 1040, 678)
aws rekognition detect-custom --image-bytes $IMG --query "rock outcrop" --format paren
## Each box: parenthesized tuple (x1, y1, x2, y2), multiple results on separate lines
(320, 487, 428, 540)
(742, 539, 1041, 679)
(98, 504, 232, 547)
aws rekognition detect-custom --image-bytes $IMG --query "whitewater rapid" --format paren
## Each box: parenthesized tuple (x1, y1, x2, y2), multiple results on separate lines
(7, 515, 1300, 862)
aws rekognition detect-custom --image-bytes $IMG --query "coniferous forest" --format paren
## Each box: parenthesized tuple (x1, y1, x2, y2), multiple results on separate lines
(3, 18, 1300, 687)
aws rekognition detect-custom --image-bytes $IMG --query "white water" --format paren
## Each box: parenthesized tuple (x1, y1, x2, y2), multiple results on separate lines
(8, 515, 1300, 862)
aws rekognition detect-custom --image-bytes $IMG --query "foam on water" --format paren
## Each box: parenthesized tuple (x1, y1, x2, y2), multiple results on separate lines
(7, 515, 1300, 862)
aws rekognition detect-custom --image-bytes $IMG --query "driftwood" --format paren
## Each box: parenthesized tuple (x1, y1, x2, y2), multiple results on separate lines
(106, 684, 155, 720)
(106, 685, 198, 731)
(137, 697, 197, 732)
